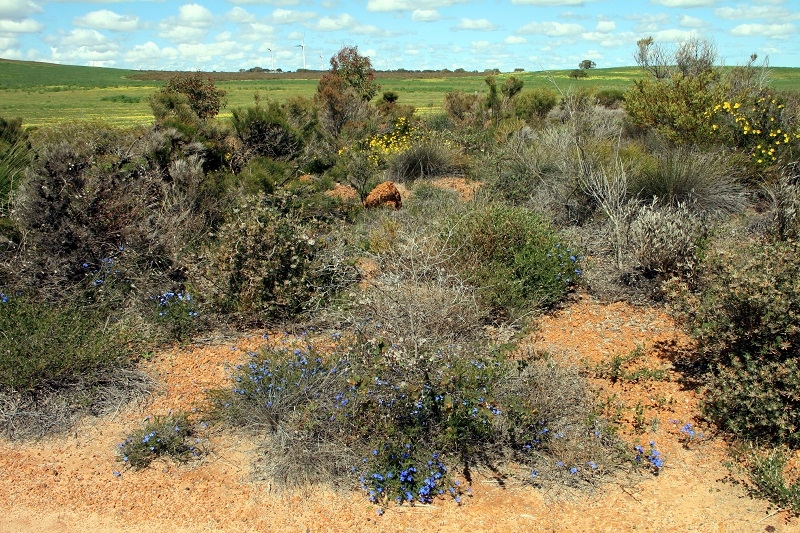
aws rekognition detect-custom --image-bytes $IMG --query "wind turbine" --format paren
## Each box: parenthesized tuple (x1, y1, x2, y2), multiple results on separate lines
(267, 47, 274, 71)
(319, 55, 324, 70)
(296, 36, 306, 70)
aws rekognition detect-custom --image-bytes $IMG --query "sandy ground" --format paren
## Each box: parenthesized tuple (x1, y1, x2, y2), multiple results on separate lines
(1, 294, 796, 532)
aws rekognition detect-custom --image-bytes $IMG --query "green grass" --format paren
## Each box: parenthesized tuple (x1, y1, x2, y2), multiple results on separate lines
(1, 59, 798, 128)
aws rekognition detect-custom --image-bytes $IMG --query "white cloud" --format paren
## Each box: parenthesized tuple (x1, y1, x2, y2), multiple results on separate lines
(652, 28, 695, 42)
(176, 3, 214, 26)
(627, 12, 671, 32)
(49, 28, 120, 66)
(412, 9, 439, 22)
(226, 7, 255, 23)
(124, 41, 179, 69)
(595, 20, 615, 32)
(158, 3, 214, 44)
(454, 18, 498, 31)
(679, 15, 705, 28)
(731, 23, 795, 38)
(650, 0, 715, 6)
(517, 21, 585, 36)
(366, 0, 466, 12)
(715, 6, 799, 21)
(505, 35, 527, 44)
(73, 10, 140, 32)
(511, 0, 588, 4)
(313, 13, 357, 31)
(228, 0, 301, 5)
(0, 18, 43, 33)
(0, 0, 41, 19)
(270, 8, 316, 24)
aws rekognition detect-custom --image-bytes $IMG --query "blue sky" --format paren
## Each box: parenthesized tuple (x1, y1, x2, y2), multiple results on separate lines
(0, 0, 798, 72)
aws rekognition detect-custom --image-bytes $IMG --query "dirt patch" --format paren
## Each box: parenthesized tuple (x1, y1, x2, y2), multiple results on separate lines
(0, 296, 795, 532)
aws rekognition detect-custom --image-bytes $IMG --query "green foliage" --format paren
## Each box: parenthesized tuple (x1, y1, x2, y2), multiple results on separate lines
(594, 345, 667, 383)
(230, 99, 302, 161)
(213, 335, 621, 499)
(570, 69, 588, 80)
(0, 294, 140, 393)
(444, 90, 480, 123)
(677, 239, 800, 446)
(329, 46, 380, 102)
(625, 71, 725, 144)
(207, 195, 349, 324)
(732, 444, 800, 514)
(579, 60, 597, 70)
(388, 137, 459, 182)
(594, 89, 625, 108)
(161, 73, 227, 119)
(513, 88, 559, 122)
(118, 413, 201, 469)
(448, 203, 582, 316)
(501, 76, 524, 100)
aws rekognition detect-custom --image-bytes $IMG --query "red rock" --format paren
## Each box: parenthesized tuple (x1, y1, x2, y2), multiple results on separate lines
(363, 181, 402, 209)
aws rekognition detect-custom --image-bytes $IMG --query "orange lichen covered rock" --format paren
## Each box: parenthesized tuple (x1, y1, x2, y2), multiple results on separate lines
(363, 181, 402, 209)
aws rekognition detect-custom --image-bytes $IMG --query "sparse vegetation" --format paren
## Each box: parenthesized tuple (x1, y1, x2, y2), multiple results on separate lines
(0, 43, 799, 519)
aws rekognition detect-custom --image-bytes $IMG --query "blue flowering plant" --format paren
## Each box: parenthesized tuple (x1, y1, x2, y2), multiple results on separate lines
(150, 289, 200, 341)
(118, 412, 202, 469)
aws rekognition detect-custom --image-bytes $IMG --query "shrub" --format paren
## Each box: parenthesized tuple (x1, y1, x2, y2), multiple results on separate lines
(0, 116, 28, 216)
(676, 239, 800, 445)
(207, 195, 353, 324)
(625, 70, 724, 145)
(160, 73, 227, 120)
(513, 88, 559, 123)
(230, 101, 302, 161)
(444, 91, 480, 123)
(118, 412, 202, 469)
(0, 294, 141, 393)
(630, 146, 746, 215)
(448, 203, 582, 317)
(595, 89, 625, 109)
(732, 444, 800, 514)
(630, 201, 707, 281)
(213, 335, 623, 500)
(388, 137, 458, 182)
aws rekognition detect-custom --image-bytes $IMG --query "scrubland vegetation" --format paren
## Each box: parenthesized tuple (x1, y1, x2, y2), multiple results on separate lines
(1, 40, 799, 513)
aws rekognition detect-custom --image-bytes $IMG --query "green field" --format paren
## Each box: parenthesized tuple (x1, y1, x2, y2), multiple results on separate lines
(1, 58, 798, 128)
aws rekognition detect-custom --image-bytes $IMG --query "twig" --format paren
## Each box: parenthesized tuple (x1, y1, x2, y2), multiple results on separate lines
(757, 508, 787, 523)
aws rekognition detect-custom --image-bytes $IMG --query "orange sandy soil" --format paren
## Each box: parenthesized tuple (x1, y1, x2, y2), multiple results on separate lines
(1, 294, 796, 532)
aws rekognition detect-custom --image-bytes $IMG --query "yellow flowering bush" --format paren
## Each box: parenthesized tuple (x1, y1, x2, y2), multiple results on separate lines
(706, 91, 800, 170)
(366, 117, 420, 167)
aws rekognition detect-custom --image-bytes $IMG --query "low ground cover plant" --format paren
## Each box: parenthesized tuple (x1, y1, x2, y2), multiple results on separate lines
(118, 412, 201, 469)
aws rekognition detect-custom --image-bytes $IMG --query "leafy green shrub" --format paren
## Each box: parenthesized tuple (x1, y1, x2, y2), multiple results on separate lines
(732, 444, 800, 514)
(624, 70, 724, 145)
(444, 90, 480, 124)
(513, 88, 559, 122)
(230, 101, 302, 161)
(213, 335, 622, 501)
(764, 171, 800, 241)
(160, 73, 227, 120)
(0, 294, 141, 393)
(677, 239, 800, 445)
(448, 203, 582, 316)
(118, 412, 201, 469)
(595, 89, 625, 109)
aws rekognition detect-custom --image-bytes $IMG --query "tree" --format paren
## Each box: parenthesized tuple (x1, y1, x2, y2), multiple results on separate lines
(579, 59, 596, 70)
(501, 76, 524, 100)
(569, 69, 588, 79)
(161, 73, 227, 119)
(328, 46, 379, 102)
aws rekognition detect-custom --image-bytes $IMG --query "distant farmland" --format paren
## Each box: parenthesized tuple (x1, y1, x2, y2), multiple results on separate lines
(1, 58, 798, 128)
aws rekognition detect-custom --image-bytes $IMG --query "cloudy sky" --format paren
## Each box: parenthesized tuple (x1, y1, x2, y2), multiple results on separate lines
(1, 0, 798, 72)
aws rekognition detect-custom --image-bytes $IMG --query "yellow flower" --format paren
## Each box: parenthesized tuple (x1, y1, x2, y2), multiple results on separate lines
(712, 124, 719, 130)
(733, 102, 741, 110)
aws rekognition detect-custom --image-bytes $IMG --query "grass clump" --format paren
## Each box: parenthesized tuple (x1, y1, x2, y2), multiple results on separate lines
(731, 444, 800, 515)
(118, 412, 201, 469)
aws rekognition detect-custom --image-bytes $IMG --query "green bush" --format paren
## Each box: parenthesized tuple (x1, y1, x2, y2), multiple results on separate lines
(595, 89, 626, 109)
(677, 239, 800, 445)
(0, 294, 140, 393)
(207, 195, 352, 324)
(118, 412, 201, 469)
(230, 101, 302, 161)
(213, 335, 622, 501)
(448, 203, 582, 316)
(513, 88, 559, 123)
